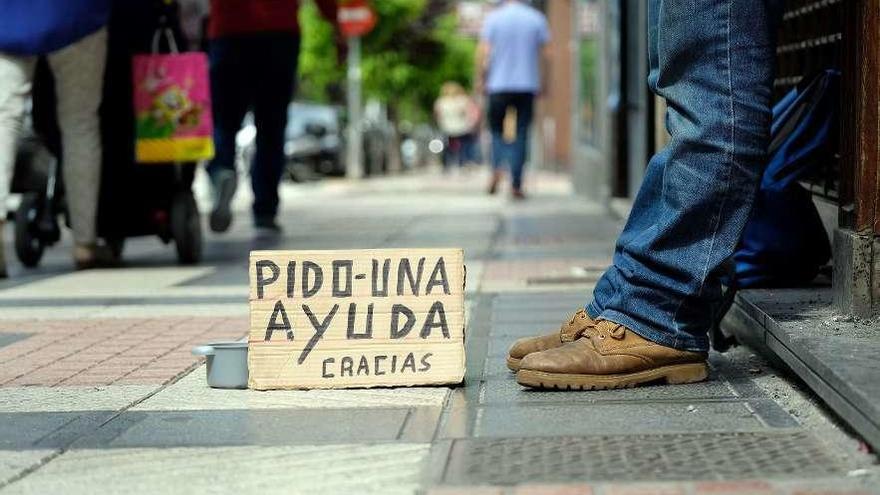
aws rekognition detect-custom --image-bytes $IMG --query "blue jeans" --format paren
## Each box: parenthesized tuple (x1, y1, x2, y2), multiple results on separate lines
(587, 0, 783, 352)
(206, 33, 300, 221)
(488, 92, 534, 190)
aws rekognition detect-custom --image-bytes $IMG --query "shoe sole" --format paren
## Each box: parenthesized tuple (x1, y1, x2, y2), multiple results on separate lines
(506, 356, 522, 372)
(516, 362, 708, 390)
(210, 176, 236, 233)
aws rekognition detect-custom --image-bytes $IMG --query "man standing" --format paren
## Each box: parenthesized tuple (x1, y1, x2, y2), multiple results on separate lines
(507, 0, 784, 390)
(206, 0, 337, 235)
(476, 0, 550, 199)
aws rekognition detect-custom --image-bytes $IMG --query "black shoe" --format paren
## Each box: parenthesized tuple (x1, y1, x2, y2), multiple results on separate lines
(210, 171, 237, 233)
(254, 217, 282, 237)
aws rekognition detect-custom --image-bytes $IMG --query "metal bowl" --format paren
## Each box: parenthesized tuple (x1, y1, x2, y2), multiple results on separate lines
(191, 341, 248, 389)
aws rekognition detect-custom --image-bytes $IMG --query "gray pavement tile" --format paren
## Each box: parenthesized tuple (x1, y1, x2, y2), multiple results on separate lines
(135, 366, 449, 411)
(84, 408, 413, 447)
(487, 323, 568, 338)
(442, 431, 849, 484)
(471, 402, 769, 438)
(0, 412, 118, 450)
(0, 449, 56, 486)
(0, 296, 245, 308)
(479, 374, 739, 404)
(490, 311, 576, 323)
(2, 444, 430, 495)
(0, 387, 157, 413)
(0, 334, 31, 350)
(491, 297, 587, 311)
(398, 407, 445, 443)
(494, 246, 613, 260)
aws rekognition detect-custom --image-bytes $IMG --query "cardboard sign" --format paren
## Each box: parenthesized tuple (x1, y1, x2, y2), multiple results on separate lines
(248, 249, 466, 390)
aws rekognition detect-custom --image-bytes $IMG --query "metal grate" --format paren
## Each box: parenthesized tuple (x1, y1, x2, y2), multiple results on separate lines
(774, 0, 843, 201)
(443, 432, 847, 484)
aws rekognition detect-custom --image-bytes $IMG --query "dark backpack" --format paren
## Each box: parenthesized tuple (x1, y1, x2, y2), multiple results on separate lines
(731, 69, 838, 288)
(712, 70, 838, 351)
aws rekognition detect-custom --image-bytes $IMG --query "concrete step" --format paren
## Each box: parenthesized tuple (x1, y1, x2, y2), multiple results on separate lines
(722, 287, 880, 451)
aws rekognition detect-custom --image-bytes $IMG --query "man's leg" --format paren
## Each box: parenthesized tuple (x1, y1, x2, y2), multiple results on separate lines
(486, 93, 507, 194)
(48, 28, 108, 259)
(508, 92, 534, 196)
(0, 52, 35, 278)
(207, 37, 251, 233)
(516, 0, 781, 389)
(251, 33, 299, 229)
(586, 0, 781, 351)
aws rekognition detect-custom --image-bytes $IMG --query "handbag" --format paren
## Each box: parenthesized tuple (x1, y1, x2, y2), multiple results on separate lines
(132, 28, 214, 163)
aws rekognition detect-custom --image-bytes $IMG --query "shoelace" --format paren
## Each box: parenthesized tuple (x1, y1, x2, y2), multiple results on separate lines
(574, 320, 626, 341)
(568, 309, 589, 327)
(560, 310, 593, 342)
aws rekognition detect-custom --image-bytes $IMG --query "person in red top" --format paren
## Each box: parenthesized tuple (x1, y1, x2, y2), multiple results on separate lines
(206, 0, 337, 235)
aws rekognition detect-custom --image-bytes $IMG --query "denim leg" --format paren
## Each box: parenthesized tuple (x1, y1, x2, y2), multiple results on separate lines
(509, 94, 534, 190)
(250, 34, 300, 221)
(487, 93, 508, 171)
(588, 0, 781, 352)
(491, 133, 507, 171)
(206, 38, 251, 180)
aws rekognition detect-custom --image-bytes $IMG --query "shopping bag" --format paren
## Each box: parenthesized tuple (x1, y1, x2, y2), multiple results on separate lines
(132, 49, 214, 163)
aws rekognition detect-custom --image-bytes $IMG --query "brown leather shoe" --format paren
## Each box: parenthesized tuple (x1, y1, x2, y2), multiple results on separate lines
(506, 309, 595, 372)
(516, 319, 708, 390)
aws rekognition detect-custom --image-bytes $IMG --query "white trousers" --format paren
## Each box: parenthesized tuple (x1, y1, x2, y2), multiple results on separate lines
(0, 28, 107, 245)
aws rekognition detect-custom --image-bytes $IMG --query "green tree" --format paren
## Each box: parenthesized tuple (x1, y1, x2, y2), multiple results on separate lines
(298, 0, 477, 123)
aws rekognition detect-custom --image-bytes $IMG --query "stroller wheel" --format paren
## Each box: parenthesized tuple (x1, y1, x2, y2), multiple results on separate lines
(171, 191, 202, 265)
(105, 237, 125, 260)
(14, 193, 45, 268)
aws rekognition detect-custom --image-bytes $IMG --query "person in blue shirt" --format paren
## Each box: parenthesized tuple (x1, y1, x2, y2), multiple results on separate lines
(476, 0, 551, 199)
(0, 0, 112, 276)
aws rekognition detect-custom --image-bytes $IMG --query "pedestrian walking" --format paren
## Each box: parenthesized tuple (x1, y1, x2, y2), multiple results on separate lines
(0, 0, 111, 277)
(507, 0, 785, 390)
(434, 82, 481, 173)
(205, 0, 338, 236)
(476, 0, 550, 199)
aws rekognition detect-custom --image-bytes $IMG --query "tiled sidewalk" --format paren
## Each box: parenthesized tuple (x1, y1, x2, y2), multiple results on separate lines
(0, 171, 877, 494)
(0, 317, 245, 386)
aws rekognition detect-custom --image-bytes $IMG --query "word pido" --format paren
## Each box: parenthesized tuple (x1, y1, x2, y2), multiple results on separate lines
(247, 249, 466, 390)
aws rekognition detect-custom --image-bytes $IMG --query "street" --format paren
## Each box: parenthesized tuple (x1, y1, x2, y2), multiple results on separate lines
(0, 169, 877, 494)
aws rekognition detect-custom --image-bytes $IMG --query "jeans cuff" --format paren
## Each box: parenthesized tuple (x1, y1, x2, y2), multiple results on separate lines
(595, 309, 710, 353)
(585, 301, 602, 320)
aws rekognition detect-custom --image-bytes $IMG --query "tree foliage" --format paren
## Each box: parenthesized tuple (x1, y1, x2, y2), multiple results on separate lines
(298, 0, 477, 122)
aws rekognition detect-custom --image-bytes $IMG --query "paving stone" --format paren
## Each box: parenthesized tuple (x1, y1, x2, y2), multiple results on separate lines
(0, 334, 32, 351)
(0, 267, 214, 300)
(443, 432, 849, 485)
(1, 444, 430, 494)
(0, 450, 56, 486)
(479, 374, 739, 405)
(512, 483, 594, 494)
(0, 411, 127, 449)
(89, 408, 412, 447)
(0, 386, 155, 413)
(426, 487, 504, 495)
(133, 365, 449, 411)
(601, 483, 687, 495)
(472, 402, 767, 438)
(694, 480, 777, 495)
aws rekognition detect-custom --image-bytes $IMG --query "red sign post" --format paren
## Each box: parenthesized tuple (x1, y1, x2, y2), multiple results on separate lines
(339, 1, 376, 178)
(338, 0, 377, 39)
